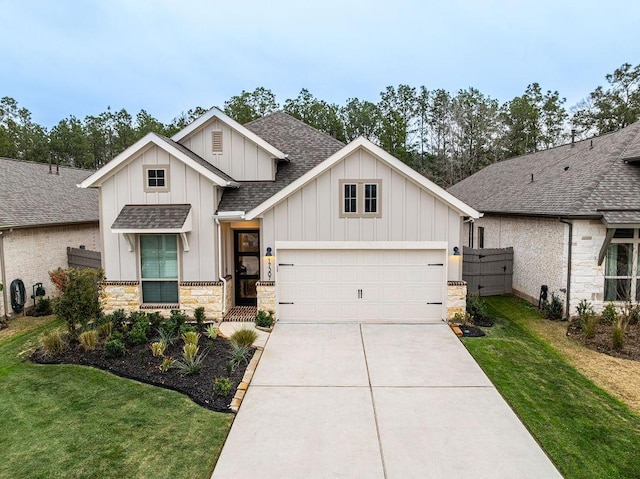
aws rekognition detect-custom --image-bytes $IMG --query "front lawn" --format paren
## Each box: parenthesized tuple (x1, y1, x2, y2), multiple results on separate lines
(462, 296, 640, 479)
(0, 317, 232, 479)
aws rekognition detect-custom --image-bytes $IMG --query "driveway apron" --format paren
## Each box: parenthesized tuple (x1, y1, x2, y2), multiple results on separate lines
(212, 323, 563, 479)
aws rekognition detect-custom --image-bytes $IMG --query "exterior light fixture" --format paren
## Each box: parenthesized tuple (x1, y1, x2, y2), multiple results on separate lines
(265, 247, 273, 280)
(453, 246, 460, 256)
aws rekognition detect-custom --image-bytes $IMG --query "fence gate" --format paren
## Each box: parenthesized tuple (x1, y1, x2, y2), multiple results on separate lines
(463, 246, 513, 296)
(67, 247, 101, 269)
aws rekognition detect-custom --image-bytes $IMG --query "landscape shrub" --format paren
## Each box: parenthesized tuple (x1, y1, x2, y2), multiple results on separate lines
(205, 324, 218, 341)
(104, 338, 126, 358)
(147, 312, 163, 330)
(466, 295, 486, 320)
(612, 316, 629, 351)
(169, 310, 187, 331)
(151, 341, 167, 357)
(194, 307, 206, 331)
(214, 377, 232, 396)
(159, 357, 176, 372)
(34, 297, 53, 316)
(601, 302, 617, 325)
(127, 312, 150, 346)
(582, 313, 599, 339)
(543, 292, 564, 320)
(182, 331, 200, 346)
(254, 310, 274, 328)
(157, 325, 178, 346)
(49, 267, 104, 335)
(575, 299, 594, 323)
(228, 343, 251, 369)
(179, 323, 196, 335)
(39, 329, 66, 356)
(108, 309, 128, 332)
(96, 321, 113, 340)
(175, 342, 206, 375)
(230, 328, 258, 348)
(79, 330, 98, 351)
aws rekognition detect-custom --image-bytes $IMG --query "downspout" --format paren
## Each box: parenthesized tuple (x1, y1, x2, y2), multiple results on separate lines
(0, 229, 13, 319)
(214, 218, 227, 316)
(464, 217, 474, 248)
(559, 219, 573, 321)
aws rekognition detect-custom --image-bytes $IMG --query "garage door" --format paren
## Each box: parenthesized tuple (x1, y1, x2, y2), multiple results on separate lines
(276, 248, 445, 323)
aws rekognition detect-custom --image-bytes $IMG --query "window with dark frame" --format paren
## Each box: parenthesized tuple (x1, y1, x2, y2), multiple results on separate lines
(344, 183, 357, 213)
(147, 168, 166, 188)
(341, 180, 381, 217)
(604, 228, 640, 302)
(478, 226, 485, 248)
(364, 183, 377, 213)
(140, 234, 178, 304)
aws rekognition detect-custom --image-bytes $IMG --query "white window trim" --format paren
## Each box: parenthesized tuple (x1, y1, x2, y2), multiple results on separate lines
(339, 179, 382, 218)
(139, 234, 181, 305)
(605, 229, 640, 302)
(144, 165, 170, 192)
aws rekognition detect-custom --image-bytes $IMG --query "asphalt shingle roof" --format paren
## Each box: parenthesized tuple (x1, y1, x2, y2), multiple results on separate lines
(0, 158, 98, 228)
(111, 204, 191, 230)
(447, 122, 640, 224)
(216, 112, 345, 212)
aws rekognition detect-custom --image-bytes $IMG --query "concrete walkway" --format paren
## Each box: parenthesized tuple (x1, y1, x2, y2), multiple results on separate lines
(212, 323, 563, 479)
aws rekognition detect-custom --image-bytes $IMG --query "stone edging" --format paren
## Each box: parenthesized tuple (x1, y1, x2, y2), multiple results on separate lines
(230, 349, 263, 413)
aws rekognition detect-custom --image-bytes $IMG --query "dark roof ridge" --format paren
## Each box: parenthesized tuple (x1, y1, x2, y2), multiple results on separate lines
(247, 110, 345, 148)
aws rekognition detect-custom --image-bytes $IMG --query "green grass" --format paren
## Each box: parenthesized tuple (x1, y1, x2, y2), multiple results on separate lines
(462, 296, 640, 479)
(0, 318, 232, 479)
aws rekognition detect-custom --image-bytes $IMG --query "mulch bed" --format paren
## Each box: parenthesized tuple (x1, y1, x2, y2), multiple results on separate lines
(459, 324, 486, 337)
(31, 336, 252, 412)
(567, 320, 640, 362)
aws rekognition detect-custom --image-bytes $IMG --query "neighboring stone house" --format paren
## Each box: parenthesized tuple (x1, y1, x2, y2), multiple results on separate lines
(81, 108, 479, 322)
(448, 121, 640, 315)
(0, 158, 99, 318)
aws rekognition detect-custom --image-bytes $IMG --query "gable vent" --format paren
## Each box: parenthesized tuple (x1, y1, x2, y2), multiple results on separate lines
(212, 131, 223, 153)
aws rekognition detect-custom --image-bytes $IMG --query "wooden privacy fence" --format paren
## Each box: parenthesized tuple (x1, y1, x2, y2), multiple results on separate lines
(463, 246, 513, 296)
(67, 247, 101, 270)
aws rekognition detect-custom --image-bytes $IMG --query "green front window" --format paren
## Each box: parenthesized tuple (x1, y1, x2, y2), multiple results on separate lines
(140, 235, 178, 303)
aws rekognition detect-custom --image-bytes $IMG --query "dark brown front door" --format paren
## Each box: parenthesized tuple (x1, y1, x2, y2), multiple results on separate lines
(234, 230, 260, 306)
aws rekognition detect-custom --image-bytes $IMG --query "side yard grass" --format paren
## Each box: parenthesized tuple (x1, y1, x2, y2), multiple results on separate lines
(462, 296, 640, 479)
(0, 317, 232, 479)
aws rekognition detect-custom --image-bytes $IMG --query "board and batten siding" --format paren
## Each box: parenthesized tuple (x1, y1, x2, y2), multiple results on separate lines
(180, 118, 275, 181)
(99, 145, 219, 282)
(260, 148, 464, 281)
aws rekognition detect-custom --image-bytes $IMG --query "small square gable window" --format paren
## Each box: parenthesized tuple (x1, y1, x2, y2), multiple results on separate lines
(144, 166, 169, 191)
(340, 180, 381, 218)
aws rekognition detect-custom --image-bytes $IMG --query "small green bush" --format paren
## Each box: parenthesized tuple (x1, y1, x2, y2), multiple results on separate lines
(175, 343, 206, 375)
(229, 343, 251, 368)
(109, 309, 128, 332)
(205, 324, 218, 341)
(128, 313, 150, 346)
(151, 341, 167, 357)
(182, 331, 200, 346)
(79, 330, 98, 351)
(576, 299, 594, 322)
(601, 302, 617, 325)
(230, 328, 258, 348)
(159, 357, 175, 372)
(104, 339, 126, 358)
(40, 329, 66, 356)
(214, 377, 232, 396)
(35, 297, 53, 316)
(544, 292, 564, 320)
(170, 310, 187, 330)
(582, 313, 598, 339)
(147, 312, 163, 329)
(194, 307, 206, 331)
(50, 267, 104, 335)
(97, 321, 113, 340)
(466, 295, 486, 321)
(179, 323, 196, 335)
(612, 319, 628, 351)
(157, 325, 178, 345)
(254, 310, 274, 328)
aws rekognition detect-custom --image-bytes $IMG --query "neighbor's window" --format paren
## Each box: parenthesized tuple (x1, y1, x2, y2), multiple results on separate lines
(604, 229, 640, 301)
(140, 235, 178, 303)
(144, 166, 169, 191)
(340, 180, 381, 217)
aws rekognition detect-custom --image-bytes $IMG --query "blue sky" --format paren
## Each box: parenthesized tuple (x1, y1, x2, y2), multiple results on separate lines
(2, 0, 639, 128)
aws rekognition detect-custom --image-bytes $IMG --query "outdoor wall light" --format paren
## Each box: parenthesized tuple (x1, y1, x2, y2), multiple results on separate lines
(265, 247, 273, 280)
(453, 246, 461, 256)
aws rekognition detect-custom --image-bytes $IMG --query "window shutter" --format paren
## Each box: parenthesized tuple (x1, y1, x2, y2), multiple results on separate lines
(212, 131, 223, 153)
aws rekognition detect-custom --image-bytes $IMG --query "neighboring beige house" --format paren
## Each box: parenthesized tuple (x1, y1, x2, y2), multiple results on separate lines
(81, 108, 480, 322)
(448, 121, 640, 316)
(0, 158, 99, 318)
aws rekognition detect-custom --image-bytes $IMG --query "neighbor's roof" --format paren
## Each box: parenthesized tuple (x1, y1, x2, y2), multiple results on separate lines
(216, 112, 345, 212)
(447, 121, 640, 224)
(111, 204, 191, 230)
(0, 158, 98, 228)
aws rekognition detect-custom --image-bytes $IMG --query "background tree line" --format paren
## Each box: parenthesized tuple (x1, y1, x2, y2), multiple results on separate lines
(1, 62, 638, 187)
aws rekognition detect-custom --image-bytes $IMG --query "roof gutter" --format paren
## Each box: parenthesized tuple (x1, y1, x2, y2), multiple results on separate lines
(213, 211, 246, 221)
(0, 228, 13, 319)
(559, 218, 573, 321)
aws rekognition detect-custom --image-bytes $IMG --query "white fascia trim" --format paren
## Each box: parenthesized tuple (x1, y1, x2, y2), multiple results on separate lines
(246, 137, 481, 219)
(170, 107, 287, 160)
(275, 241, 448, 251)
(213, 211, 246, 221)
(79, 133, 237, 188)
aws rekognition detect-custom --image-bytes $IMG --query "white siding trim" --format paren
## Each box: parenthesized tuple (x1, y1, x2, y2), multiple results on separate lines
(170, 107, 287, 160)
(275, 241, 448, 251)
(246, 138, 481, 220)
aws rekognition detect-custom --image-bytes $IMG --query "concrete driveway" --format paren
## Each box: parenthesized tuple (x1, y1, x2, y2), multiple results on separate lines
(212, 323, 563, 479)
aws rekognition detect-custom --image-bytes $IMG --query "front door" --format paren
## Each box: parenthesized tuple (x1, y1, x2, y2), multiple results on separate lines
(234, 230, 260, 306)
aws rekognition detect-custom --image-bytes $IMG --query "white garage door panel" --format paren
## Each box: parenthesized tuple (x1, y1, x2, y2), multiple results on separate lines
(277, 248, 445, 323)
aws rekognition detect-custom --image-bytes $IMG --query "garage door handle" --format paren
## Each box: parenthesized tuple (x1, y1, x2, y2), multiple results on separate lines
(279, 302, 294, 305)
(428, 263, 444, 266)
(357, 289, 363, 299)
(278, 263, 294, 267)
(427, 302, 443, 305)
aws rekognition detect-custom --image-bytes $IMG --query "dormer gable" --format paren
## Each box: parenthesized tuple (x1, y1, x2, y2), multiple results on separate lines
(172, 107, 287, 181)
